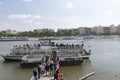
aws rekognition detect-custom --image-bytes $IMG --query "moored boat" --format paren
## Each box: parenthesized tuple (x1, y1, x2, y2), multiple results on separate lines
(2, 37, 54, 62)
(2, 54, 23, 61)
(20, 49, 85, 68)
(2, 37, 91, 62)
(2, 45, 53, 62)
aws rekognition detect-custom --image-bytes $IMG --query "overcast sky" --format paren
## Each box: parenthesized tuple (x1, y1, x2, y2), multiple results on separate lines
(0, 0, 120, 31)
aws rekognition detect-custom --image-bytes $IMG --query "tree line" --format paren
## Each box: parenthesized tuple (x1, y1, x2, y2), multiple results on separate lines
(0, 28, 119, 37)
(0, 29, 79, 37)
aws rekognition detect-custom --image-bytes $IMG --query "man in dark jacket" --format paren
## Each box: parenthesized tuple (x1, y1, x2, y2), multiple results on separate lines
(33, 67, 38, 80)
(37, 63, 41, 79)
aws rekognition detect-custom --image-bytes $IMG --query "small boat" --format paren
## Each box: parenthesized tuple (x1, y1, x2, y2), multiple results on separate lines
(83, 35, 95, 39)
(62, 36, 76, 40)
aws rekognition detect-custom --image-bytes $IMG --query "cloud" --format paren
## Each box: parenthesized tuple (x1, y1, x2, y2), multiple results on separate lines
(8, 14, 42, 20)
(0, 22, 14, 31)
(66, 1, 74, 8)
(8, 14, 31, 19)
(23, 20, 44, 26)
(35, 22, 44, 25)
(0, 23, 12, 26)
(105, 10, 113, 15)
(114, 0, 120, 3)
(23, 0, 32, 2)
(32, 15, 42, 19)
(49, 16, 81, 23)
(24, 20, 34, 23)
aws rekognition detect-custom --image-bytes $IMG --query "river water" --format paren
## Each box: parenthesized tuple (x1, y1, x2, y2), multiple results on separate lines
(0, 39, 120, 80)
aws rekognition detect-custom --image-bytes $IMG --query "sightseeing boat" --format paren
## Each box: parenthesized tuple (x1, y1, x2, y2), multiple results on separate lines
(2, 37, 91, 63)
(1, 37, 56, 62)
(1, 46, 53, 62)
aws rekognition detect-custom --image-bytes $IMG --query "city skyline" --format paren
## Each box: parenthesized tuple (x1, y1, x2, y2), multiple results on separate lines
(0, 0, 120, 31)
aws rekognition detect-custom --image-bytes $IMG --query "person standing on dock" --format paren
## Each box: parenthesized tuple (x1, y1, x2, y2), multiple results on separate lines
(41, 64, 45, 75)
(52, 50, 57, 62)
(33, 67, 38, 80)
(45, 62, 50, 76)
(56, 67, 60, 80)
(58, 73, 64, 80)
(56, 68, 64, 80)
(81, 41, 84, 49)
(50, 59, 54, 76)
(53, 66, 57, 80)
(37, 64, 42, 79)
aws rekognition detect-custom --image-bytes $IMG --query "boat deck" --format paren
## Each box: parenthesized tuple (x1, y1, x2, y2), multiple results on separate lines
(31, 72, 54, 80)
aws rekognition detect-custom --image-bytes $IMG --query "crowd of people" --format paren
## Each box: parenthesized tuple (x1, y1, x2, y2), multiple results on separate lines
(32, 51, 64, 80)
(12, 42, 84, 51)
(13, 43, 41, 51)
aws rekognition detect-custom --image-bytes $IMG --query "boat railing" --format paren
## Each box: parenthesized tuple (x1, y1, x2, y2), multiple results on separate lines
(12, 44, 83, 51)
(26, 55, 44, 59)
(57, 50, 80, 57)
(11, 46, 53, 54)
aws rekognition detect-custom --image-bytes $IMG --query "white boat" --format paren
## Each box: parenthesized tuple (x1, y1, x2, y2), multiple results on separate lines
(2, 45, 54, 62)
(2, 37, 55, 62)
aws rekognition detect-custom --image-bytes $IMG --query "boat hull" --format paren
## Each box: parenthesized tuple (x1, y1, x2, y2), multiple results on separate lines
(2, 55, 23, 62)
(20, 59, 83, 68)
(81, 55, 90, 59)
(59, 59, 83, 66)
(20, 61, 41, 68)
